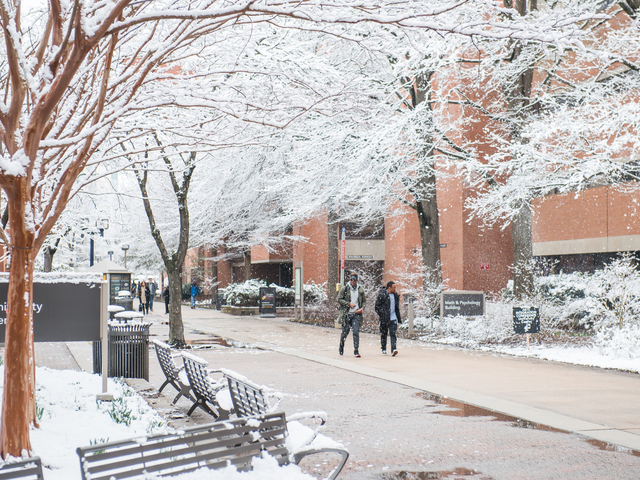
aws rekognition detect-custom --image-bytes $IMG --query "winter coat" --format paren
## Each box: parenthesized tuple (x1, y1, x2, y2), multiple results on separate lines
(139, 284, 150, 304)
(337, 284, 366, 325)
(190, 284, 198, 297)
(149, 281, 157, 297)
(163, 286, 170, 299)
(375, 288, 402, 324)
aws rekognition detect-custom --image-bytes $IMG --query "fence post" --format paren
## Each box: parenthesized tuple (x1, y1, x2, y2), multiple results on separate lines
(408, 297, 414, 337)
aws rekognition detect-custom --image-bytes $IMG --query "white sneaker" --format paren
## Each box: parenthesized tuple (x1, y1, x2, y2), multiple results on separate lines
(382, 350, 387, 355)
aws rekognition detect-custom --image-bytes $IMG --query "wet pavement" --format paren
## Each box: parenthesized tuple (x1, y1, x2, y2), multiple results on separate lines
(36, 306, 640, 478)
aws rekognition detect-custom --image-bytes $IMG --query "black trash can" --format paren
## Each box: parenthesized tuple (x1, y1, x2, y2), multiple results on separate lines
(216, 293, 226, 311)
(93, 323, 150, 381)
(115, 295, 134, 312)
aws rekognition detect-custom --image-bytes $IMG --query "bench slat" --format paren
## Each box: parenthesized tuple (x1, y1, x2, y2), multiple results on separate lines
(0, 457, 44, 480)
(78, 413, 289, 480)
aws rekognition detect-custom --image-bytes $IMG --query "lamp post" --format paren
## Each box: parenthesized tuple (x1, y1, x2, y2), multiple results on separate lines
(107, 251, 114, 261)
(89, 219, 109, 266)
(121, 244, 130, 268)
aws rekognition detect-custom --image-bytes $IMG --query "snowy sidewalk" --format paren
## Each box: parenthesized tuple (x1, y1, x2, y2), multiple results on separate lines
(171, 306, 640, 452)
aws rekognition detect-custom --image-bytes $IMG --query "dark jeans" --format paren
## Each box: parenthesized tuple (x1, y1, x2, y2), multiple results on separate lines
(340, 313, 362, 353)
(380, 320, 398, 352)
(164, 297, 170, 313)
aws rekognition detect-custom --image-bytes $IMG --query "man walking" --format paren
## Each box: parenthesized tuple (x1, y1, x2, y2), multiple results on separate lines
(148, 278, 157, 311)
(337, 274, 366, 357)
(375, 281, 402, 356)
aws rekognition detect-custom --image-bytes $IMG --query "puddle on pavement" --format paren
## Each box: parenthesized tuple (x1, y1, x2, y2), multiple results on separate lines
(415, 392, 562, 433)
(183, 333, 249, 349)
(585, 438, 640, 457)
(415, 392, 640, 458)
(381, 468, 491, 479)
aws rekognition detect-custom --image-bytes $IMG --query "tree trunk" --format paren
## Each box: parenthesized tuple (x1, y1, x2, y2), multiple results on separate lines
(1, 195, 36, 457)
(211, 247, 218, 297)
(327, 208, 339, 303)
(243, 249, 251, 282)
(504, 0, 536, 298)
(44, 247, 53, 272)
(412, 71, 443, 291)
(417, 190, 442, 288)
(167, 267, 185, 345)
(512, 202, 534, 299)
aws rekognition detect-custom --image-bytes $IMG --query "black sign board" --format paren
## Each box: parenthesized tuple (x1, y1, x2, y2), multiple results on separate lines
(513, 307, 540, 334)
(109, 273, 131, 304)
(0, 283, 101, 342)
(259, 287, 276, 317)
(441, 291, 484, 317)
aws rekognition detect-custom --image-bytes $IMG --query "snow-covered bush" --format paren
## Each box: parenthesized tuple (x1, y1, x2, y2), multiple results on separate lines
(220, 279, 326, 307)
(595, 324, 640, 360)
(499, 255, 640, 333)
(415, 299, 515, 346)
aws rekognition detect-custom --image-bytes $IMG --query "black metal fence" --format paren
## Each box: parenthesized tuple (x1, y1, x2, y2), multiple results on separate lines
(93, 323, 150, 381)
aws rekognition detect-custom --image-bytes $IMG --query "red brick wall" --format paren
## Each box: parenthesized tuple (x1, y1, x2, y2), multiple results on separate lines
(533, 184, 640, 244)
(292, 210, 329, 287)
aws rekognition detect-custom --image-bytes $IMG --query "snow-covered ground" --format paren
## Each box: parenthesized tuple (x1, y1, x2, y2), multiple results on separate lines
(412, 310, 640, 374)
(0, 366, 334, 480)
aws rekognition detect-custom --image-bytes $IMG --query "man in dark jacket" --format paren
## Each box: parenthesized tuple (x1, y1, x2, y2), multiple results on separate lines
(375, 281, 402, 356)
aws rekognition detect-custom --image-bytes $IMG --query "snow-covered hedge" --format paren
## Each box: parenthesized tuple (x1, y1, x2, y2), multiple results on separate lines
(220, 279, 327, 307)
(412, 256, 640, 348)
(503, 256, 640, 333)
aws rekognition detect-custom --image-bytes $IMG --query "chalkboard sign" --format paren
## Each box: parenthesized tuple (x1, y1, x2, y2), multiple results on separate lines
(441, 291, 485, 317)
(513, 306, 540, 334)
(259, 287, 276, 317)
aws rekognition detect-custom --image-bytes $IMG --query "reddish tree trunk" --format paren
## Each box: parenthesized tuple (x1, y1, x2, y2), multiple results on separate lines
(1, 187, 36, 457)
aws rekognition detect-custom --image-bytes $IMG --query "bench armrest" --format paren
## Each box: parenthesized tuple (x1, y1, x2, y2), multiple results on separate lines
(288, 411, 327, 427)
(265, 392, 283, 412)
(292, 447, 349, 480)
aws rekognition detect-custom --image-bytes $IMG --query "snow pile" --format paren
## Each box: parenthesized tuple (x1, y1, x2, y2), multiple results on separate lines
(0, 366, 168, 479)
(0, 365, 342, 480)
(143, 454, 315, 479)
(0, 272, 104, 284)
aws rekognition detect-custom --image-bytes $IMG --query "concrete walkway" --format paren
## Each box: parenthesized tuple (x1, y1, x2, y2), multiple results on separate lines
(175, 306, 640, 452)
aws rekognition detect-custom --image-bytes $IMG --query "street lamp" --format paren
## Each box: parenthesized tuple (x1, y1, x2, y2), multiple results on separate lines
(107, 251, 114, 261)
(89, 218, 109, 267)
(121, 244, 130, 268)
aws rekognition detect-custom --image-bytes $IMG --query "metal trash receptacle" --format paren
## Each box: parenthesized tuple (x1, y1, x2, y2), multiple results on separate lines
(93, 323, 150, 381)
(115, 296, 134, 312)
(216, 293, 226, 311)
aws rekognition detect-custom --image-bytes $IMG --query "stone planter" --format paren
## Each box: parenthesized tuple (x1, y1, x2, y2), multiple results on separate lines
(221, 305, 259, 316)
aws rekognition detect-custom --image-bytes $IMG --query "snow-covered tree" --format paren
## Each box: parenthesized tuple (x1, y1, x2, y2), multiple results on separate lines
(0, 0, 606, 458)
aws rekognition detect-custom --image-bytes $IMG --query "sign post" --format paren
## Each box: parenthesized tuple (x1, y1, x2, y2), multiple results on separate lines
(259, 287, 276, 318)
(98, 277, 113, 401)
(294, 262, 304, 322)
(407, 296, 414, 336)
(340, 228, 345, 289)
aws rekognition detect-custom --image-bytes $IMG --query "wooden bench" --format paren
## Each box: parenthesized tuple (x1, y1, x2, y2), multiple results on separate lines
(0, 456, 44, 480)
(77, 412, 349, 480)
(181, 352, 233, 420)
(152, 340, 194, 404)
